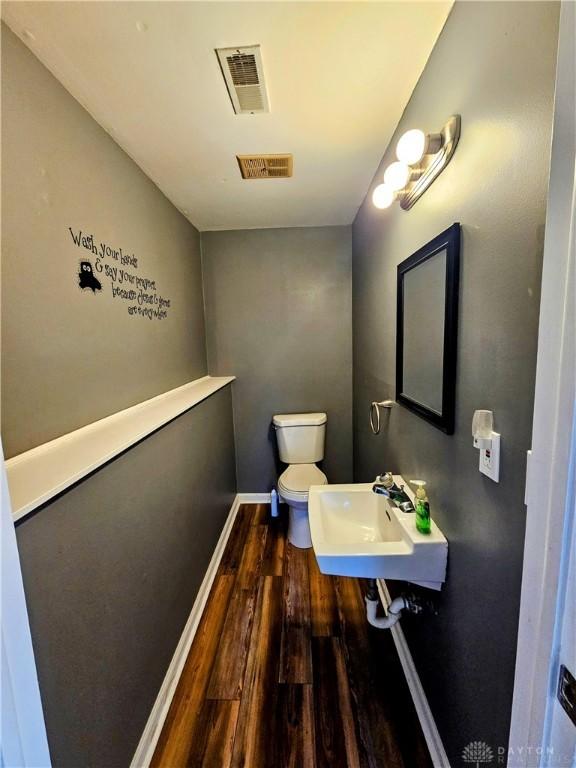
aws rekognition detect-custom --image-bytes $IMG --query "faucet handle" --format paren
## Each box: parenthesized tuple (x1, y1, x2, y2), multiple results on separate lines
(376, 472, 395, 488)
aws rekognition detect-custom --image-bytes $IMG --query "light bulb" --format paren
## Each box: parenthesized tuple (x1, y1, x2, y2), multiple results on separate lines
(396, 129, 427, 165)
(384, 161, 410, 191)
(372, 183, 395, 209)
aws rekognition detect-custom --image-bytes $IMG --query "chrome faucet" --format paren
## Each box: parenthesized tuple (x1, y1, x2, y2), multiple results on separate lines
(372, 472, 394, 496)
(372, 474, 415, 512)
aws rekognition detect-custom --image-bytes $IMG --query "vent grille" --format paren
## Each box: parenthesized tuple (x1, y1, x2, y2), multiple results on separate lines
(236, 85, 264, 113)
(216, 46, 270, 114)
(226, 53, 259, 86)
(237, 154, 293, 180)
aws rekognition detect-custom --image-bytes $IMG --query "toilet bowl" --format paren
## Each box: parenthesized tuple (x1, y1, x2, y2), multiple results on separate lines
(273, 412, 327, 549)
(278, 463, 327, 548)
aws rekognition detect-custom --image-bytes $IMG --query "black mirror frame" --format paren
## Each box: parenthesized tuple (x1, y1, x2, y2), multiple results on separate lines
(396, 222, 461, 434)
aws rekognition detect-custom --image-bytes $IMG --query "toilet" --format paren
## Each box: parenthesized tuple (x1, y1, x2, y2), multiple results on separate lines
(273, 412, 328, 548)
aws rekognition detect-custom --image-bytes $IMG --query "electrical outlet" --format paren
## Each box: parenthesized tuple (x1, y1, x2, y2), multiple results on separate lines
(480, 431, 500, 482)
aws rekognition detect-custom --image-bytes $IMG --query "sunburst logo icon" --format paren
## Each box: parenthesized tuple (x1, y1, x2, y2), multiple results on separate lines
(462, 741, 494, 767)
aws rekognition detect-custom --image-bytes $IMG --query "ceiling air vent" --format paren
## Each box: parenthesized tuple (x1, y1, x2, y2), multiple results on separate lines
(216, 45, 270, 114)
(236, 154, 293, 180)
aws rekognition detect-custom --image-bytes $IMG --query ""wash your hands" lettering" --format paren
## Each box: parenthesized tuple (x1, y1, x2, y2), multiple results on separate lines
(68, 228, 138, 268)
(69, 227, 171, 321)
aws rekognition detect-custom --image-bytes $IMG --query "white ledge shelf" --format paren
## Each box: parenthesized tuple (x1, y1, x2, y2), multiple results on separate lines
(6, 375, 235, 522)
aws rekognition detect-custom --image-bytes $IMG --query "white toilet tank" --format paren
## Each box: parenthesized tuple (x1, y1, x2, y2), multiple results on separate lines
(273, 412, 327, 464)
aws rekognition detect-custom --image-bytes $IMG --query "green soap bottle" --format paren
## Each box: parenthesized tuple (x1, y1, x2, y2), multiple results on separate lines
(412, 480, 431, 535)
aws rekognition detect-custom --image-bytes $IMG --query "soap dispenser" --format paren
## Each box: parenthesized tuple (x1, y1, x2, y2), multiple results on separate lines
(411, 480, 431, 535)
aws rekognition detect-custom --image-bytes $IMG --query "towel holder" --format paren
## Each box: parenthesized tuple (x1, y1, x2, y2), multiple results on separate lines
(369, 400, 395, 435)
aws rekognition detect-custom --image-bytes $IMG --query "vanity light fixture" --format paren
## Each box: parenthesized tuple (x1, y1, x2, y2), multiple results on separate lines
(372, 115, 461, 212)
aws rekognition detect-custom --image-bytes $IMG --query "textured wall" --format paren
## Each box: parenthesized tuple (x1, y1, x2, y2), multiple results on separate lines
(16, 386, 236, 768)
(1, 25, 207, 457)
(202, 226, 353, 491)
(352, 2, 558, 764)
(3, 24, 237, 767)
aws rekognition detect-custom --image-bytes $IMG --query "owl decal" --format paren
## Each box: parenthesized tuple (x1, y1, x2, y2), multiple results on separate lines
(78, 261, 102, 293)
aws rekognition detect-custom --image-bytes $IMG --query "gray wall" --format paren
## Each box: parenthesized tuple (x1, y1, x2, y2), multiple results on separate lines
(1, 24, 207, 458)
(202, 226, 353, 491)
(2, 25, 237, 767)
(352, 2, 558, 764)
(16, 387, 236, 768)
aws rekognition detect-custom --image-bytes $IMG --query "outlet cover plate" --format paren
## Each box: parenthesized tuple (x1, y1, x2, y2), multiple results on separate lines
(480, 431, 500, 482)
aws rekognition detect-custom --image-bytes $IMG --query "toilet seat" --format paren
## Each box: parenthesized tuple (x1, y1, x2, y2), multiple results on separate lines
(278, 464, 327, 503)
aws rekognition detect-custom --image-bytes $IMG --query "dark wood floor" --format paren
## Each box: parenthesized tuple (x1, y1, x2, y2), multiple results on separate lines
(152, 504, 432, 768)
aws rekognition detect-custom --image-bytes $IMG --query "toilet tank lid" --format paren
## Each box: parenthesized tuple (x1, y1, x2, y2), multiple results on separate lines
(273, 412, 327, 427)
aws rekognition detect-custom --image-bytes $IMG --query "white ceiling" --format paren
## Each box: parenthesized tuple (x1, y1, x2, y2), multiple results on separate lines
(2, 1, 452, 231)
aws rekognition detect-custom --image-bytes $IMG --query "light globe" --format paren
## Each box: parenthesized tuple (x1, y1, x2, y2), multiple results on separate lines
(372, 183, 395, 209)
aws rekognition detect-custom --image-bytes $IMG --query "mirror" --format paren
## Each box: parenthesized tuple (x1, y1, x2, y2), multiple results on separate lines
(396, 223, 460, 434)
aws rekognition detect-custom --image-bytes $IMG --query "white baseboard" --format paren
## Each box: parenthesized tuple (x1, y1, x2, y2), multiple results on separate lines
(236, 492, 272, 503)
(378, 580, 451, 768)
(130, 494, 242, 768)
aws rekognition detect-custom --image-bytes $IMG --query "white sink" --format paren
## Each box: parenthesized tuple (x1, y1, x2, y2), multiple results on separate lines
(308, 475, 448, 589)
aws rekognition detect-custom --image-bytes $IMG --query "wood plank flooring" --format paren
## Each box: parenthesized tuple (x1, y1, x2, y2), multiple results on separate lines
(152, 504, 432, 768)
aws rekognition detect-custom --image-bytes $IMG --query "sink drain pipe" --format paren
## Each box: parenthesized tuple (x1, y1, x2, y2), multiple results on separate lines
(365, 579, 408, 630)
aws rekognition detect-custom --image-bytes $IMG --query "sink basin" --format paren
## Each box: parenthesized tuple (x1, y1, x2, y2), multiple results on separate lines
(308, 476, 448, 589)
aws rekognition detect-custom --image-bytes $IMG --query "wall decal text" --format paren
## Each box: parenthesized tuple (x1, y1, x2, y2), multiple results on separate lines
(69, 228, 172, 320)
